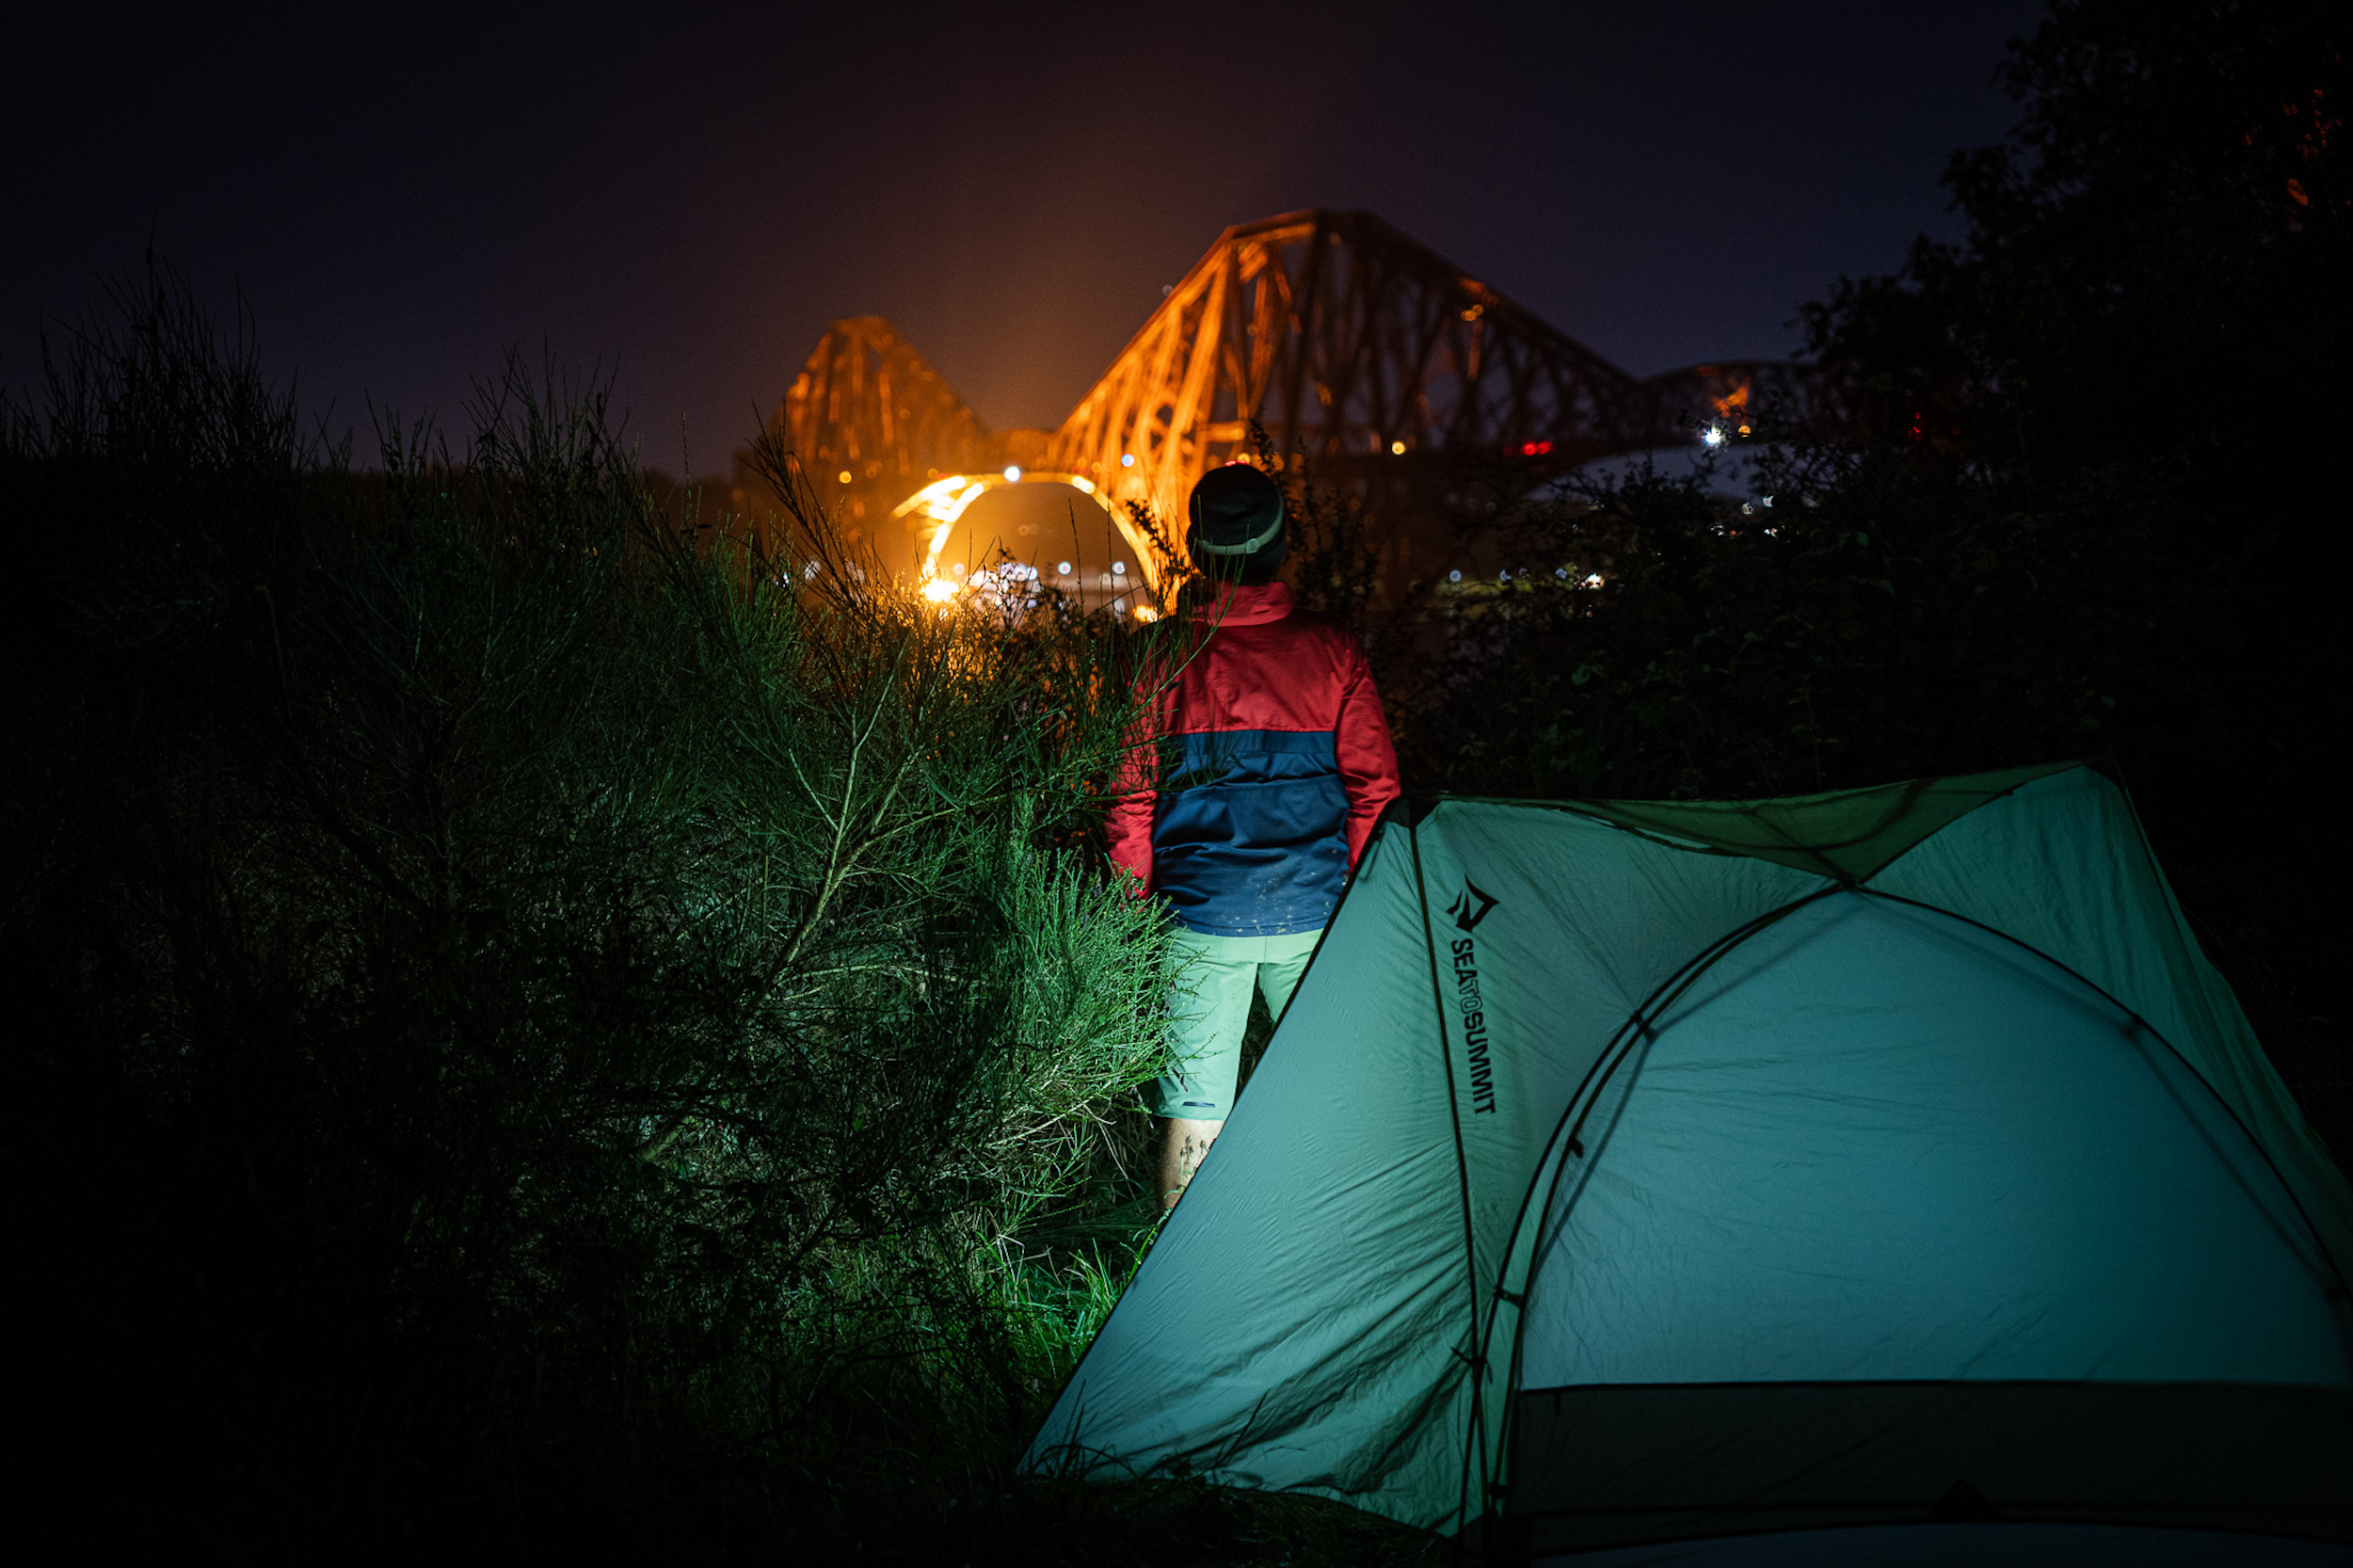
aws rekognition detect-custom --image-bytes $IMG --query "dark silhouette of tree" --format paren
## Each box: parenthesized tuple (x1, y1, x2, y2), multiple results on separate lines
(1392, 0, 2349, 1151)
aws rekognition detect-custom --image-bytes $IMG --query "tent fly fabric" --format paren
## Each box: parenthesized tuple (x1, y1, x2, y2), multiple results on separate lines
(1023, 764, 2353, 1557)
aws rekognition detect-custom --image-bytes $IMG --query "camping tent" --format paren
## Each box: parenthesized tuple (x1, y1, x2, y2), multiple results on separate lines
(1024, 763, 2353, 1559)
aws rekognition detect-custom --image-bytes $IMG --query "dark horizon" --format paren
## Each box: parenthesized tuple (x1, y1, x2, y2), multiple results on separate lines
(8, 2, 2043, 463)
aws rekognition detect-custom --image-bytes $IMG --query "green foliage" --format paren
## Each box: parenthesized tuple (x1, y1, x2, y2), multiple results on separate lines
(2, 267, 1196, 1555)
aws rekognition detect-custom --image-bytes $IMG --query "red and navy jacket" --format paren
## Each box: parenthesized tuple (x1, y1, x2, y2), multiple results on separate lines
(1107, 581, 1401, 936)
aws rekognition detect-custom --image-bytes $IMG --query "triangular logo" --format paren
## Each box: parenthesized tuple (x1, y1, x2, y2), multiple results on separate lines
(1448, 879, 1500, 933)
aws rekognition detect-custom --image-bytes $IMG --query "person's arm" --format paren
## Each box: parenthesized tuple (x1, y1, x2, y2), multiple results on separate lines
(1335, 642, 1402, 870)
(1103, 702, 1160, 895)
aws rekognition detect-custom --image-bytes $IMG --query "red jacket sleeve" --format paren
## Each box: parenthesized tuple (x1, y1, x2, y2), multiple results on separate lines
(1336, 641, 1402, 870)
(1102, 703, 1160, 895)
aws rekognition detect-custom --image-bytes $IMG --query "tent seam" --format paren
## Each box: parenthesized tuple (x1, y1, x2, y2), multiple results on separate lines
(1437, 760, 2083, 881)
(1858, 887, 2353, 1305)
(1407, 811, 1490, 1535)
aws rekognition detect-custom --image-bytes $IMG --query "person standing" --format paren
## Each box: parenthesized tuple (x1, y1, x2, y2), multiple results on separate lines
(1107, 464, 1401, 1209)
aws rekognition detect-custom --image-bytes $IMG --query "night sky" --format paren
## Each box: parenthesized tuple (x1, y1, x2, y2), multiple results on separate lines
(8, 2, 2044, 467)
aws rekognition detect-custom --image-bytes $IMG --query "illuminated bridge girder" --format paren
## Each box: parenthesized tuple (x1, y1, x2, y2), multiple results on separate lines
(1049, 209, 1665, 522)
(742, 210, 1814, 586)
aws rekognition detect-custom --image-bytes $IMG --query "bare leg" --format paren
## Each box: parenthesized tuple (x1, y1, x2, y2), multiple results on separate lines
(1157, 1116, 1225, 1210)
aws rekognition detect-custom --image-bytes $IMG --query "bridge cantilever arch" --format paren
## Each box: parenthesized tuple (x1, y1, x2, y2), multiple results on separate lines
(733, 209, 1810, 597)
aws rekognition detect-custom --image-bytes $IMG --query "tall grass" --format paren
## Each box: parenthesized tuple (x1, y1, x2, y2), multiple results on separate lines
(6, 269, 1346, 1559)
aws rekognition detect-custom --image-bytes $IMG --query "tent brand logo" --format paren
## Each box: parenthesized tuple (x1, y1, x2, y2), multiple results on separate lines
(1448, 879, 1500, 933)
(1449, 925, 1499, 1116)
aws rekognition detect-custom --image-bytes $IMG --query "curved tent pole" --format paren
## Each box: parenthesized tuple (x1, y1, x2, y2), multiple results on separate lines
(1467, 884, 1848, 1491)
(1855, 887, 2353, 1308)
(1473, 882, 2353, 1516)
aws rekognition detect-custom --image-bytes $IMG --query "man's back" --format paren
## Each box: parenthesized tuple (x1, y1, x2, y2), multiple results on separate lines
(1108, 580, 1399, 936)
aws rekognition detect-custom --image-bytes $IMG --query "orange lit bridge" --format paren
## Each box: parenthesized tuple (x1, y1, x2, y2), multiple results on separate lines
(739, 209, 1807, 598)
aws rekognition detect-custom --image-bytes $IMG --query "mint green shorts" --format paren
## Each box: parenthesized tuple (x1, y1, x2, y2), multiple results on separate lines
(1149, 926, 1324, 1121)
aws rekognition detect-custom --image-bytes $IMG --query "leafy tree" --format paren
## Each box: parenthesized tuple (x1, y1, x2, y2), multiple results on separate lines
(1390, 0, 2348, 1150)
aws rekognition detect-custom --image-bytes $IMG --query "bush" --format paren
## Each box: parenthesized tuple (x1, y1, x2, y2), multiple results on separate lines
(3, 269, 1183, 1555)
(1393, 452, 2154, 803)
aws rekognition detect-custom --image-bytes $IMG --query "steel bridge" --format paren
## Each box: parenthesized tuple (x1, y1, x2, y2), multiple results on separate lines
(736, 209, 1808, 595)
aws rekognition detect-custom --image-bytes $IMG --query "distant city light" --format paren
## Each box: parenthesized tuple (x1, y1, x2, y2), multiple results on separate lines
(1519, 440, 1554, 457)
(1056, 560, 1072, 574)
(839, 470, 854, 483)
(1761, 494, 1775, 507)
(1120, 453, 1135, 467)
(1554, 567, 1568, 579)
(1584, 573, 1604, 587)
(1449, 569, 1463, 583)
(1003, 465, 1022, 482)
(920, 578, 956, 602)
(1701, 426, 1725, 448)
(1390, 440, 1407, 455)
(1112, 562, 1127, 576)
(952, 562, 968, 576)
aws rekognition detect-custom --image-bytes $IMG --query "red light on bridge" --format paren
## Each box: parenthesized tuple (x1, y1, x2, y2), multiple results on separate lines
(1519, 440, 1554, 457)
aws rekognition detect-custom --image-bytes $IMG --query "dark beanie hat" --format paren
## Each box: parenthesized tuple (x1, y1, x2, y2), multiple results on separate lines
(1187, 464, 1287, 564)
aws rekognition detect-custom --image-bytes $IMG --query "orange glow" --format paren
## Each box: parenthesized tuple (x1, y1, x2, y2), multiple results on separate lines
(893, 469, 1150, 596)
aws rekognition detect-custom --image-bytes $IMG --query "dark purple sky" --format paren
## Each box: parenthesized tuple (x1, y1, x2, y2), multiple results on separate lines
(7, 1, 2043, 466)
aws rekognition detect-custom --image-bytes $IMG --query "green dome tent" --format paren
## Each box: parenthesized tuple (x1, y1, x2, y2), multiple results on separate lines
(1024, 763, 2353, 1559)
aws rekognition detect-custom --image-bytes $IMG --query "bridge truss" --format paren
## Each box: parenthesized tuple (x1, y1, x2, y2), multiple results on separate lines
(739, 210, 1810, 591)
